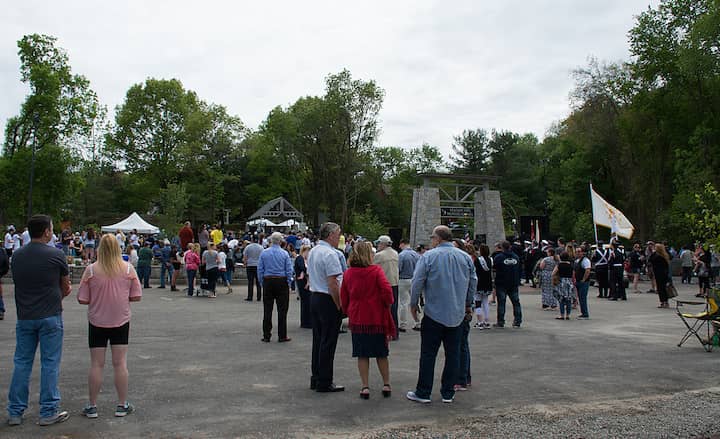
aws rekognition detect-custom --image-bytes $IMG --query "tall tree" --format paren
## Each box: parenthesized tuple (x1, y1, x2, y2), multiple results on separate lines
(451, 129, 490, 174)
(3, 34, 99, 157)
(107, 78, 200, 188)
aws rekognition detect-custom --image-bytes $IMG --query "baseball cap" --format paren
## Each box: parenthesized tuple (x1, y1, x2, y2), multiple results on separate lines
(374, 235, 392, 245)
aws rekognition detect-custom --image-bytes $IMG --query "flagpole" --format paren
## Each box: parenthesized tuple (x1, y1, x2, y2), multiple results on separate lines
(590, 182, 599, 244)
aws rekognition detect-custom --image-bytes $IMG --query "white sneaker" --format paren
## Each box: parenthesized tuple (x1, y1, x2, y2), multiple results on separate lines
(442, 396, 454, 403)
(406, 391, 431, 404)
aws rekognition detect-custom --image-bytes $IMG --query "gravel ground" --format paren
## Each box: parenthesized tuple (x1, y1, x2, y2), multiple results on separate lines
(357, 388, 720, 439)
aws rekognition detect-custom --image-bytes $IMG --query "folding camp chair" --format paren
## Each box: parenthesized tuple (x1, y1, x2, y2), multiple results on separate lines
(674, 287, 720, 352)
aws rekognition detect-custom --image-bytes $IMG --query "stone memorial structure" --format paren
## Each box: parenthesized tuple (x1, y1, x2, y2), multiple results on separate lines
(410, 174, 505, 247)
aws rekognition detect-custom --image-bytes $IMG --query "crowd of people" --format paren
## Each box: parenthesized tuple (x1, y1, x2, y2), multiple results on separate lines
(2, 215, 720, 427)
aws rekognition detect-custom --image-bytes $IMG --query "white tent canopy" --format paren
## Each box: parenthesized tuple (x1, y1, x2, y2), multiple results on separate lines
(101, 212, 160, 234)
(246, 218, 277, 227)
(276, 219, 299, 227)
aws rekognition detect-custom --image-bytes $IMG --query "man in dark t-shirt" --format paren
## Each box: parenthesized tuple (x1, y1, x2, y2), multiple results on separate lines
(7, 215, 72, 426)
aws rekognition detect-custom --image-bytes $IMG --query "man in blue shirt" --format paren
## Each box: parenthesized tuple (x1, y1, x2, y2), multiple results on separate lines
(158, 240, 173, 289)
(493, 240, 522, 328)
(398, 239, 420, 331)
(258, 233, 294, 343)
(407, 225, 476, 404)
(243, 239, 264, 301)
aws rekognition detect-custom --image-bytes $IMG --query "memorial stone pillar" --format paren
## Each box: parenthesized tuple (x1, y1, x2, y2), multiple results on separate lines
(410, 187, 441, 248)
(474, 190, 505, 246)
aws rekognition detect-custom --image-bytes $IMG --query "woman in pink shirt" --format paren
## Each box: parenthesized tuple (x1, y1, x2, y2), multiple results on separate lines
(78, 234, 142, 418)
(184, 243, 201, 296)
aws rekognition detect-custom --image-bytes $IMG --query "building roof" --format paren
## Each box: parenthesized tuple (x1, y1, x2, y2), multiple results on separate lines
(248, 197, 303, 220)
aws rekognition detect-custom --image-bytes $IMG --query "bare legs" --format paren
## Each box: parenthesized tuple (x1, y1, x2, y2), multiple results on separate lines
(633, 273, 640, 292)
(356, 357, 390, 391)
(88, 345, 129, 406)
(171, 269, 179, 290)
(88, 348, 105, 405)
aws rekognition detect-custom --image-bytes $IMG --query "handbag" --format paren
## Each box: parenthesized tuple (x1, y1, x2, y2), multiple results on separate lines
(666, 281, 678, 299)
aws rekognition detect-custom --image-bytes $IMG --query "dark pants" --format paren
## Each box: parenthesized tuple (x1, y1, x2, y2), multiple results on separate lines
(496, 287, 522, 326)
(656, 275, 669, 303)
(415, 316, 461, 400)
(186, 269, 197, 296)
(682, 266, 692, 284)
(263, 278, 290, 340)
(297, 280, 312, 328)
(311, 293, 341, 390)
(596, 266, 609, 297)
(206, 267, 219, 293)
(391, 285, 399, 338)
(576, 281, 589, 317)
(457, 319, 471, 386)
(609, 266, 626, 300)
(246, 266, 262, 300)
(137, 265, 151, 288)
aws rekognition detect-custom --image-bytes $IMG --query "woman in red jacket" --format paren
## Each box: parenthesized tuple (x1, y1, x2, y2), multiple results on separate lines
(341, 241, 396, 400)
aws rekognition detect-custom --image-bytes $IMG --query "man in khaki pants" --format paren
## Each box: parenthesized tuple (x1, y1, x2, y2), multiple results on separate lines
(374, 235, 399, 339)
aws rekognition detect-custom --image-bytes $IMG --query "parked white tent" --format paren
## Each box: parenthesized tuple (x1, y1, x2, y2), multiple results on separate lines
(101, 212, 160, 234)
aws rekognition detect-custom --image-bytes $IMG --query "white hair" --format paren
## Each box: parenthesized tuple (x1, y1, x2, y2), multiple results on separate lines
(270, 232, 284, 244)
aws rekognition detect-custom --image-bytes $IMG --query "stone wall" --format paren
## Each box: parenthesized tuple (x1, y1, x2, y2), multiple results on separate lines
(410, 187, 441, 247)
(474, 190, 506, 246)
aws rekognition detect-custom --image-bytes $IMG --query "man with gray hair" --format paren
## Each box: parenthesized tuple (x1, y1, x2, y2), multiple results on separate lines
(258, 232, 294, 343)
(307, 222, 346, 392)
(243, 238, 264, 301)
(407, 225, 476, 404)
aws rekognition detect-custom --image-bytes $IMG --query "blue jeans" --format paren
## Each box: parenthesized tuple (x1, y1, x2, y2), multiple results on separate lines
(415, 316, 461, 400)
(458, 319, 471, 386)
(137, 265, 151, 287)
(8, 315, 64, 418)
(559, 297, 572, 316)
(187, 269, 197, 296)
(496, 287, 522, 326)
(160, 263, 173, 287)
(576, 281, 589, 317)
(0, 294, 5, 313)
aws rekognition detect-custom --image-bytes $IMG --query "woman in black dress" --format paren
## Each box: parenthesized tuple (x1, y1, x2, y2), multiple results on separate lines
(295, 245, 312, 328)
(649, 243, 671, 308)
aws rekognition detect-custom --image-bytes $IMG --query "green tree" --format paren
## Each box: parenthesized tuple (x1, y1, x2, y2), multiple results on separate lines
(107, 78, 200, 188)
(451, 129, 490, 174)
(3, 34, 100, 157)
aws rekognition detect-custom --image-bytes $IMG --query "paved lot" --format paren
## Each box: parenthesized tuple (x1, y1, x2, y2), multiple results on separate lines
(0, 277, 718, 438)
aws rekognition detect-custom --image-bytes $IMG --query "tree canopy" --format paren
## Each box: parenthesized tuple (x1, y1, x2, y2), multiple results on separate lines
(1, 0, 719, 245)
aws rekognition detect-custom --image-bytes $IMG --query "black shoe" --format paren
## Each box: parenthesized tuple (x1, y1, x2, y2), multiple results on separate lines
(257, 298, 262, 301)
(261, 337, 270, 343)
(316, 384, 345, 393)
(398, 328, 407, 333)
(278, 337, 292, 343)
(492, 323, 505, 328)
(245, 298, 253, 302)
(339, 329, 348, 334)
(157, 286, 166, 289)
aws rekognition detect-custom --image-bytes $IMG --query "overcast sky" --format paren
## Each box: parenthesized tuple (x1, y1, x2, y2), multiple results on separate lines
(1, 0, 657, 157)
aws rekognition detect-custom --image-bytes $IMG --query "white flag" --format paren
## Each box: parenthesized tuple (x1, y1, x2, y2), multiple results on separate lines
(590, 185, 635, 239)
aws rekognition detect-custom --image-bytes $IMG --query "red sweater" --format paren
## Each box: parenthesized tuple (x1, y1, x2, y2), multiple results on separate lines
(340, 265, 396, 337)
(179, 226, 194, 251)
